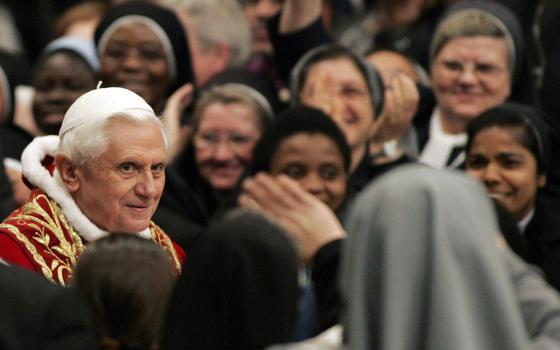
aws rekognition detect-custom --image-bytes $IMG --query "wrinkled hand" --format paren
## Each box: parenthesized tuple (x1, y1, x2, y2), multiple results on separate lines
(300, 70, 344, 120)
(372, 73, 419, 143)
(161, 83, 194, 159)
(239, 173, 346, 263)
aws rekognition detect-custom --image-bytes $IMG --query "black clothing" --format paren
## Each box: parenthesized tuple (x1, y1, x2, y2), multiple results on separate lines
(268, 14, 331, 84)
(0, 49, 30, 124)
(153, 165, 208, 253)
(494, 0, 560, 122)
(0, 264, 98, 350)
(203, 67, 283, 114)
(0, 124, 34, 161)
(339, 152, 410, 219)
(494, 200, 528, 259)
(311, 239, 342, 329)
(161, 212, 299, 350)
(168, 143, 227, 220)
(524, 195, 560, 291)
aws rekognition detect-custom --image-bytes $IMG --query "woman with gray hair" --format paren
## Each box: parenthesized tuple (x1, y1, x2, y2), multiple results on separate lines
(414, 0, 536, 169)
(154, 83, 273, 246)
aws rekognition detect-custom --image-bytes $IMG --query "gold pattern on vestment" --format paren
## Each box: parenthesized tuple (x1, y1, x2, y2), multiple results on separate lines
(0, 223, 54, 282)
(151, 223, 182, 274)
(1, 193, 84, 285)
(0, 191, 182, 284)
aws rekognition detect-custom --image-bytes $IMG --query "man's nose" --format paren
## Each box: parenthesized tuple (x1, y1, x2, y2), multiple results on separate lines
(135, 171, 158, 198)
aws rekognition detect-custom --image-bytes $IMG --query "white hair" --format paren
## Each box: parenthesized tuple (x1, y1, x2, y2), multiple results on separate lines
(168, 0, 251, 67)
(58, 110, 169, 167)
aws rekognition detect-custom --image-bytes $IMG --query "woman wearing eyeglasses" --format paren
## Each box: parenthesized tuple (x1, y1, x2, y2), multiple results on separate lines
(414, 1, 536, 169)
(153, 83, 273, 247)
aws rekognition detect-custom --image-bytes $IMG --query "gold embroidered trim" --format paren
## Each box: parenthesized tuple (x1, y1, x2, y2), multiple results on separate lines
(1, 193, 86, 285)
(0, 223, 54, 282)
(150, 223, 182, 274)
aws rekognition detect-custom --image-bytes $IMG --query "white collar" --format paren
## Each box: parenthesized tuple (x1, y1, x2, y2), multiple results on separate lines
(418, 109, 467, 169)
(21, 136, 151, 242)
(517, 208, 535, 234)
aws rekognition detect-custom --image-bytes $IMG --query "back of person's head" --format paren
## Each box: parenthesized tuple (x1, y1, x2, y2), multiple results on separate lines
(341, 164, 530, 349)
(73, 234, 175, 350)
(0, 50, 30, 126)
(161, 210, 299, 350)
(169, 0, 251, 68)
(203, 67, 282, 113)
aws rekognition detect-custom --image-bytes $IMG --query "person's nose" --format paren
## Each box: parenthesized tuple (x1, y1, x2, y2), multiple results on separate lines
(45, 85, 69, 103)
(122, 49, 143, 71)
(213, 141, 235, 162)
(457, 63, 478, 85)
(135, 170, 158, 199)
(300, 172, 325, 197)
(482, 162, 502, 188)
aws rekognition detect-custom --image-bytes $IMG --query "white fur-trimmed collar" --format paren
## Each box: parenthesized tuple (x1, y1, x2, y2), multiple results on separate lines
(21, 136, 151, 242)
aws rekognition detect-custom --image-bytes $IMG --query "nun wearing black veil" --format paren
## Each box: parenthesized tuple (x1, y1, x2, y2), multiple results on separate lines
(161, 211, 300, 350)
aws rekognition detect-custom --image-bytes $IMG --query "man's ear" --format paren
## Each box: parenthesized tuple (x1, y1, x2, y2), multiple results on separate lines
(211, 42, 231, 74)
(55, 154, 80, 193)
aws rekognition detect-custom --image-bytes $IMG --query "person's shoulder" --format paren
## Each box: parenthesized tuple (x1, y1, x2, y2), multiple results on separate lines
(0, 264, 98, 350)
(0, 264, 60, 349)
(0, 190, 77, 280)
(0, 263, 58, 295)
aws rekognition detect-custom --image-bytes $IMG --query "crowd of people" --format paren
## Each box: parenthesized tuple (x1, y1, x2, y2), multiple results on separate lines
(1, 0, 560, 349)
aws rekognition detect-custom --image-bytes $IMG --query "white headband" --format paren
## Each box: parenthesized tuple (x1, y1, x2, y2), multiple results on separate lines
(97, 15, 176, 81)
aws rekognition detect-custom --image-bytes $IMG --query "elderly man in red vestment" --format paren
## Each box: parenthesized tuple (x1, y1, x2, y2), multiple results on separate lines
(0, 87, 185, 285)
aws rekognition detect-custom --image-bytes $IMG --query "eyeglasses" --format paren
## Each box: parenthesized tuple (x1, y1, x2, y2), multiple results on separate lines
(194, 132, 258, 151)
(435, 59, 507, 80)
